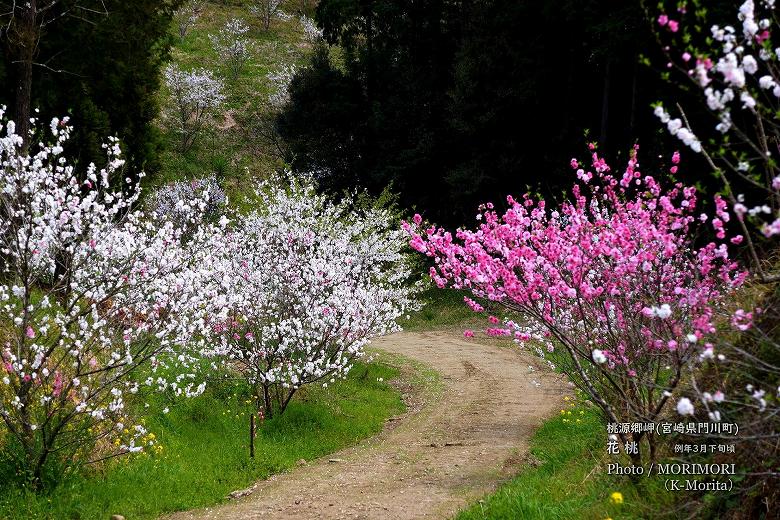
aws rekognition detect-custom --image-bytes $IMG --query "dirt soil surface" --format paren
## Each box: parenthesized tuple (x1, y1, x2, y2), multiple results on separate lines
(165, 331, 567, 520)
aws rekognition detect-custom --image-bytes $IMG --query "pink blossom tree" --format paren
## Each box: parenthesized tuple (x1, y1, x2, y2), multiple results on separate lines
(404, 148, 745, 465)
(653, 0, 780, 492)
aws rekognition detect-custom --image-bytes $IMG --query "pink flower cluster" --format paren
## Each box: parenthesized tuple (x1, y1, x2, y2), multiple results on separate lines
(404, 149, 746, 374)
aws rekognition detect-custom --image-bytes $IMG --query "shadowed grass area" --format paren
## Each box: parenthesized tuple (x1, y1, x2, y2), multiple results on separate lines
(456, 403, 673, 520)
(402, 288, 485, 332)
(0, 362, 406, 520)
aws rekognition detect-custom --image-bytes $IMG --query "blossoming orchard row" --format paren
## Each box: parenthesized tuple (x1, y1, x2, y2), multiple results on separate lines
(0, 112, 418, 486)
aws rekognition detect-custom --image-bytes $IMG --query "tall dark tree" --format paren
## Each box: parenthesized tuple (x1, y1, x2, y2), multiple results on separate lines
(0, 1, 107, 147)
(446, 0, 666, 214)
(0, 0, 183, 176)
(277, 45, 367, 184)
(278, 0, 677, 225)
(280, 0, 463, 218)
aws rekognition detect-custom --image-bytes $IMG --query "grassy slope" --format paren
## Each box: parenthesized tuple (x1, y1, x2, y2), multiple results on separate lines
(153, 0, 315, 208)
(0, 362, 406, 519)
(402, 287, 486, 332)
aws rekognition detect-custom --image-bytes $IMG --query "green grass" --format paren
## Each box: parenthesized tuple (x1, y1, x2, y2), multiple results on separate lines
(456, 403, 673, 520)
(403, 287, 486, 331)
(0, 361, 406, 520)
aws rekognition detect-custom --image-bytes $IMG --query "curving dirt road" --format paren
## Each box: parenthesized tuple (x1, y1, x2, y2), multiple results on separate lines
(165, 331, 567, 520)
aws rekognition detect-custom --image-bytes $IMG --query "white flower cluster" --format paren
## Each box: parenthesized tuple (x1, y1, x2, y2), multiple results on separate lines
(300, 15, 323, 43)
(164, 63, 225, 152)
(267, 64, 297, 109)
(147, 176, 226, 228)
(210, 18, 253, 79)
(653, 105, 702, 152)
(196, 176, 420, 415)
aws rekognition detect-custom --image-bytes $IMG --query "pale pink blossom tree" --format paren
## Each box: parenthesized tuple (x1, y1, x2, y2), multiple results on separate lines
(164, 63, 225, 153)
(210, 18, 253, 80)
(200, 177, 420, 418)
(300, 14, 322, 44)
(267, 64, 297, 109)
(0, 112, 227, 486)
(175, 0, 204, 41)
(250, 0, 283, 31)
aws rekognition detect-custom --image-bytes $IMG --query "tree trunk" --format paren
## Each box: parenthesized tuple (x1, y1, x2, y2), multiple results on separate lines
(279, 387, 296, 415)
(262, 383, 273, 419)
(10, 1, 38, 149)
(628, 61, 638, 138)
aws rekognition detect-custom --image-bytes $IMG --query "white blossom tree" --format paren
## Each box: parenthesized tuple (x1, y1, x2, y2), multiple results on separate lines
(0, 111, 227, 487)
(209, 18, 253, 80)
(267, 64, 297, 109)
(300, 14, 323, 44)
(200, 177, 420, 418)
(249, 0, 283, 31)
(164, 63, 225, 153)
(174, 0, 205, 41)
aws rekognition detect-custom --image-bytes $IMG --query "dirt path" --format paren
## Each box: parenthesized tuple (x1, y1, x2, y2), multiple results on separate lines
(166, 331, 567, 520)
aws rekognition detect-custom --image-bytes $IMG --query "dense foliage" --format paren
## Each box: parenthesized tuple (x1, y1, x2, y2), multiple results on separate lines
(277, 0, 682, 225)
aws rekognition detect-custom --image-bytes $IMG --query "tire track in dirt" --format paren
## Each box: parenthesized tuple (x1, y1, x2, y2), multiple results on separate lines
(165, 331, 567, 520)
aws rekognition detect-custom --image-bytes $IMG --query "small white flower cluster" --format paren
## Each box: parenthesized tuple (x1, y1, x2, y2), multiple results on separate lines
(300, 15, 323, 43)
(653, 105, 702, 152)
(676, 397, 695, 416)
(210, 18, 253, 79)
(148, 176, 226, 228)
(276, 10, 294, 22)
(592, 349, 607, 364)
(267, 64, 298, 109)
(643, 303, 673, 320)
